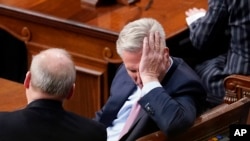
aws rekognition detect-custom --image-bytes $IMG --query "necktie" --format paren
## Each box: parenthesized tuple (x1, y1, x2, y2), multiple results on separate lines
(119, 101, 141, 138)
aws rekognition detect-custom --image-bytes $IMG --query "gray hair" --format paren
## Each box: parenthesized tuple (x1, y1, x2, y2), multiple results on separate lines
(116, 18, 166, 57)
(30, 48, 76, 98)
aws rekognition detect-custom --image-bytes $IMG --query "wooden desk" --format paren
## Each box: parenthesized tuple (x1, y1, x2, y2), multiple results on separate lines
(0, 78, 26, 111)
(0, 0, 207, 118)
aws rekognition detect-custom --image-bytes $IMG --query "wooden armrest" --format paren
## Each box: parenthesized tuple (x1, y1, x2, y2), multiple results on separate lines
(224, 74, 250, 104)
(136, 97, 250, 141)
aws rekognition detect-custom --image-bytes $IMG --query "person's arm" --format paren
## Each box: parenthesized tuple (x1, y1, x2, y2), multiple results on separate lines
(139, 81, 203, 136)
(138, 32, 206, 135)
(185, 7, 206, 26)
(186, 0, 228, 49)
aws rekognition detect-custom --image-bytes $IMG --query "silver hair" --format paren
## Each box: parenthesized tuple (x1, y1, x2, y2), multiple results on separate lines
(116, 18, 166, 57)
(30, 48, 76, 98)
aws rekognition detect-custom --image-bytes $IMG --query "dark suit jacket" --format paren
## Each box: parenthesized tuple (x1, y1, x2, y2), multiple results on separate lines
(0, 99, 107, 141)
(94, 57, 207, 141)
(188, 0, 250, 105)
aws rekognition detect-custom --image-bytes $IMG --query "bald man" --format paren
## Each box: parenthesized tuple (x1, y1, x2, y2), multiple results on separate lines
(0, 48, 107, 141)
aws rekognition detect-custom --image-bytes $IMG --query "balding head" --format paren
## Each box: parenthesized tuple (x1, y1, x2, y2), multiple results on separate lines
(29, 48, 76, 99)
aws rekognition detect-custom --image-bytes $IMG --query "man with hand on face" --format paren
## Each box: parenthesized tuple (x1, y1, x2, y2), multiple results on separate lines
(94, 18, 207, 141)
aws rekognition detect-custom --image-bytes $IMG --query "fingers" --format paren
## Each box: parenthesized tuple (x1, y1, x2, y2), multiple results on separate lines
(149, 32, 155, 51)
(185, 7, 206, 17)
(186, 8, 199, 16)
(154, 32, 161, 52)
(200, 8, 206, 12)
(140, 31, 167, 84)
(142, 31, 163, 57)
(143, 36, 149, 56)
(148, 31, 161, 51)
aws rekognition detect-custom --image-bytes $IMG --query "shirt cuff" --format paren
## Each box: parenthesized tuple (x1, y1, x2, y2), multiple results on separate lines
(141, 81, 162, 97)
(186, 12, 206, 26)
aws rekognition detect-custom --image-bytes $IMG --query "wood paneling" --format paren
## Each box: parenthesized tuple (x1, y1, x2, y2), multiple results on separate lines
(0, 78, 26, 111)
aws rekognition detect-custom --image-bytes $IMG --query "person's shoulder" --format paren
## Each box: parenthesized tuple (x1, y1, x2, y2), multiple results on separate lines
(0, 110, 23, 117)
(68, 113, 107, 140)
(0, 111, 9, 120)
(0, 110, 24, 127)
(171, 57, 203, 81)
(66, 111, 105, 128)
(171, 56, 185, 63)
(171, 57, 192, 70)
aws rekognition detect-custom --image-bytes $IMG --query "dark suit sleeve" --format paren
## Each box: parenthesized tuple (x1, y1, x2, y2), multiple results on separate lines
(138, 58, 206, 136)
(189, 0, 228, 50)
(139, 86, 198, 135)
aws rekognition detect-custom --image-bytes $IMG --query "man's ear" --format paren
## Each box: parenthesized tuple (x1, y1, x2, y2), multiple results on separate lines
(66, 83, 75, 100)
(164, 47, 170, 58)
(24, 71, 31, 89)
